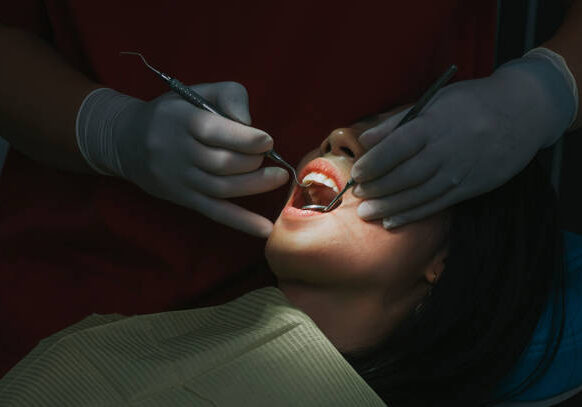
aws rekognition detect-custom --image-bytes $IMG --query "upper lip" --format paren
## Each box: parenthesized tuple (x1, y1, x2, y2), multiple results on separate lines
(297, 157, 347, 191)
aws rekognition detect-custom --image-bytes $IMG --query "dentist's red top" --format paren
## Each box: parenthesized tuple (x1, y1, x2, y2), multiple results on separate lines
(0, 0, 497, 375)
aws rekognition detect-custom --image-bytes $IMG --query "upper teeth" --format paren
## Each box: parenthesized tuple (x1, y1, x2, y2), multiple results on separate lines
(302, 172, 339, 193)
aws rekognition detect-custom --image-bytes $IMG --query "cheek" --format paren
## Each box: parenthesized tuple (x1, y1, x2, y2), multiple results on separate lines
(328, 225, 429, 287)
(266, 213, 432, 288)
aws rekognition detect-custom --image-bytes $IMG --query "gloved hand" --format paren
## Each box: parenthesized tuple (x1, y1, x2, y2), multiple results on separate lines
(76, 81, 288, 238)
(351, 51, 577, 229)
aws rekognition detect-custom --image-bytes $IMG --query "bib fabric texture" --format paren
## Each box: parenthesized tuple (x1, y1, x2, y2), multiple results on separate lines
(0, 287, 386, 406)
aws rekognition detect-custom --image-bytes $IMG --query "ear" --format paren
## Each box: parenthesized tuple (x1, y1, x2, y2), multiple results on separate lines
(423, 211, 451, 285)
(424, 247, 448, 286)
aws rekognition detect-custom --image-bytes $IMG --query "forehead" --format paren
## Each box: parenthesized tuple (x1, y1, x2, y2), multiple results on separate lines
(353, 104, 413, 132)
(350, 110, 398, 133)
(354, 113, 381, 126)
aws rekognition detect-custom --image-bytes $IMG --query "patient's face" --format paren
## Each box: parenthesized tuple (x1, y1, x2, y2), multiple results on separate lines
(266, 117, 448, 294)
(265, 115, 449, 350)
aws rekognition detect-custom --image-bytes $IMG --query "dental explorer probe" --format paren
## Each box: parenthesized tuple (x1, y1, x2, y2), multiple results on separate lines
(302, 64, 458, 212)
(119, 51, 311, 188)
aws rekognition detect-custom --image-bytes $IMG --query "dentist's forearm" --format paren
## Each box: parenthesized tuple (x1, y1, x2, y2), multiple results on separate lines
(543, 0, 582, 130)
(0, 24, 101, 172)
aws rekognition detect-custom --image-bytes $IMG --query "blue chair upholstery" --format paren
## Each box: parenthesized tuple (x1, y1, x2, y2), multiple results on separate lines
(493, 230, 582, 404)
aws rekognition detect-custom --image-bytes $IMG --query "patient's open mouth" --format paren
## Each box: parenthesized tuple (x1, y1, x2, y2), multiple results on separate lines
(291, 171, 342, 212)
(284, 158, 347, 217)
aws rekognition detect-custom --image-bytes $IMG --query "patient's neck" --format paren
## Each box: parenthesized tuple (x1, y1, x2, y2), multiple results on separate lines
(277, 280, 422, 352)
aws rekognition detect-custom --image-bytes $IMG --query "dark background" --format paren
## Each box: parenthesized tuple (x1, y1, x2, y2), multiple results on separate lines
(498, 2, 581, 404)
(497, 0, 582, 236)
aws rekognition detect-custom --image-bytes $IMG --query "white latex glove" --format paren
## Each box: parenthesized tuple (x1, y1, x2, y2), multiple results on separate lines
(76, 81, 288, 238)
(351, 51, 578, 229)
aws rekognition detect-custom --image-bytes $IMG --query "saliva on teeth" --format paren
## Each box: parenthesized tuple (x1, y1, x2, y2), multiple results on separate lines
(301, 172, 339, 193)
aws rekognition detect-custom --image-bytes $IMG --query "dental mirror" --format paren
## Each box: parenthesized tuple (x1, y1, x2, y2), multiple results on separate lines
(301, 179, 355, 212)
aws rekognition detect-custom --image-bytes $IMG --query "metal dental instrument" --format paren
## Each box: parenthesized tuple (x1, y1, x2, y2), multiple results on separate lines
(302, 64, 458, 212)
(120, 51, 312, 188)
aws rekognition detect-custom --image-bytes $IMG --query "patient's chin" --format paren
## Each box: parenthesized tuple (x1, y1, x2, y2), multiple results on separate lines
(266, 214, 379, 287)
(267, 238, 329, 284)
(266, 237, 371, 288)
(266, 238, 325, 284)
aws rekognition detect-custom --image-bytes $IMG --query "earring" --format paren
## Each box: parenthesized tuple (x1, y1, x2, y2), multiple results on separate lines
(416, 270, 439, 315)
(430, 269, 439, 286)
(415, 299, 426, 314)
(415, 288, 432, 314)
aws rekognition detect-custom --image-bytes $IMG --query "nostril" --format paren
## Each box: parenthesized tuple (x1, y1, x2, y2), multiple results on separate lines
(324, 143, 331, 153)
(340, 147, 355, 158)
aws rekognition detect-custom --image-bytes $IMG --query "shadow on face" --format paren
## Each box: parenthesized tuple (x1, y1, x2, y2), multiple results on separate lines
(267, 118, 448, 288)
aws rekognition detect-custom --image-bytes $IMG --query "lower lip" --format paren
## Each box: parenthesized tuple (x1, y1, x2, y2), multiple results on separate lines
(282, 205, 324, 218)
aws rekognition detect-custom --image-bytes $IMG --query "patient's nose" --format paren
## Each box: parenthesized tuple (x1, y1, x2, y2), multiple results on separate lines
(320, 128, 366, 161)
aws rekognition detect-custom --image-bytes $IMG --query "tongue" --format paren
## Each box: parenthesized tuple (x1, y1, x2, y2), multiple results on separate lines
(303, 183, 337, 206)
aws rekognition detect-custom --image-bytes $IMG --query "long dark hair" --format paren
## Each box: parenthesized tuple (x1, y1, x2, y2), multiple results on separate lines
(343, 154, 566, 406)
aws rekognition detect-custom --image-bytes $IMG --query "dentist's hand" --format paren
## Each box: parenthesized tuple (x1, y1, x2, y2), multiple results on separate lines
(351, 54, 576, 229)
(76, 81, 289, 238)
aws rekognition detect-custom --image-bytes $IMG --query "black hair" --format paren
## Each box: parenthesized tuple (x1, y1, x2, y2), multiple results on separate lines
(342, 154, 566, 406)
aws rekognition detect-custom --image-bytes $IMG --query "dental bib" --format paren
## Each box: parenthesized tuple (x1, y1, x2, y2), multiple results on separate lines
(0, 288, 385, 406)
